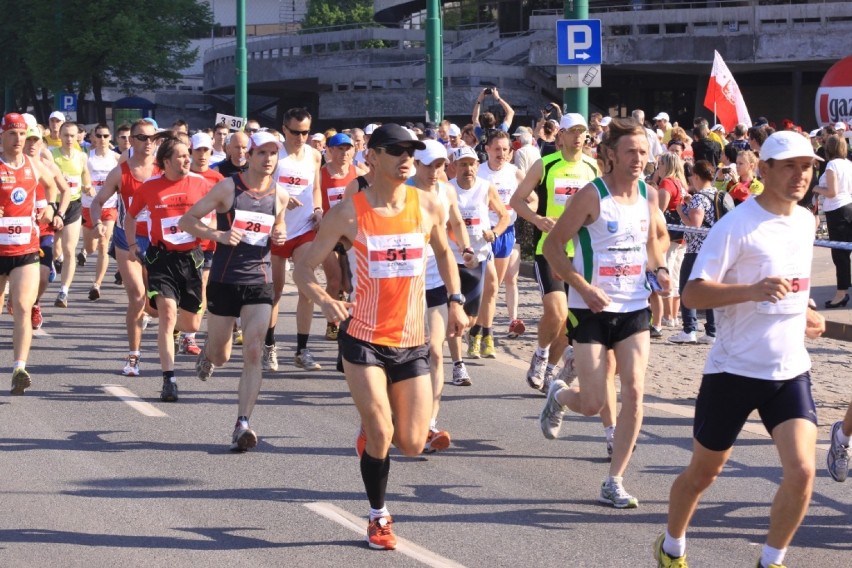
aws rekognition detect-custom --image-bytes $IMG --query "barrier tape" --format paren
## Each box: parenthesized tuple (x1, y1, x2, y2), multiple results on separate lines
(666, 224, 852, 251)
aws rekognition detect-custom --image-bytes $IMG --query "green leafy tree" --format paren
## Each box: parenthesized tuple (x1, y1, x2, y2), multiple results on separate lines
(303, 0, 375, 30)
(6, 0, 212, 123)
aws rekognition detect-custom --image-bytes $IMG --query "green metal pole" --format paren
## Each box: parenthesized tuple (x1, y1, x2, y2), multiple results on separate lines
(563, 0, 589, 118)
(425, 0, 443, 123)
(235, 0, 248, 120)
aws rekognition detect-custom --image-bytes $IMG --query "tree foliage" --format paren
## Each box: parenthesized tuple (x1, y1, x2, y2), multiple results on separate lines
(1, 0, 212, 123)
(302, 0, 375, 30)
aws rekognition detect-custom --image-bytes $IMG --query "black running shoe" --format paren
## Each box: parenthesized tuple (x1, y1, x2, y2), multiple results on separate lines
(160, 380, 178, 402)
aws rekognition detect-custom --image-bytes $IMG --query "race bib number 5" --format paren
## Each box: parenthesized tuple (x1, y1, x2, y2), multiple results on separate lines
(367, 233, 425, 279)
(233, 210, 274, 246)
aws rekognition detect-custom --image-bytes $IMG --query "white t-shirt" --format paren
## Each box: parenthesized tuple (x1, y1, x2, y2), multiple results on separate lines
(690, 197, 814, 380)
(818, 158, 852, 212)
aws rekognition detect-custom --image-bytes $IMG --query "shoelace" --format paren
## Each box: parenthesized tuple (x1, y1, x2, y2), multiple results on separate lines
(128, 355, 139, 366)
(371, 517, 393, 536)
(607, 481, 632, 500)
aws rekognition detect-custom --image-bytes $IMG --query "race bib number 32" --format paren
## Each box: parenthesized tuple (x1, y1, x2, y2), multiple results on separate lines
(366, 234, 425, 279)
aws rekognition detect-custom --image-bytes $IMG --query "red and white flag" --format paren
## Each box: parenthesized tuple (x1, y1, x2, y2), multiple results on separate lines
(703, 50, 751, 131)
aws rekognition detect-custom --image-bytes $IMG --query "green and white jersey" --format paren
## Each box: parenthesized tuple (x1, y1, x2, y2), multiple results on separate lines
(569, 178, 651, 313)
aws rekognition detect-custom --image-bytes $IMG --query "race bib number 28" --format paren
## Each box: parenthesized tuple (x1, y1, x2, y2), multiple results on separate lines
(233, 210, 274, 246)
(366, 233, 425, 279)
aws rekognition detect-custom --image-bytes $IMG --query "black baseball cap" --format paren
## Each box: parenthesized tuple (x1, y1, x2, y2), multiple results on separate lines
(367, 123, 426, 150)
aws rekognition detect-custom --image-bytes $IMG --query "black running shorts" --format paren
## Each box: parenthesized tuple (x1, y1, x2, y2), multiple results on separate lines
(338, 320, 430, 383)
(145, 246, 203, 313)
(569, 307, 650, 349)
(694, 371, 817, 452)
(205, 281, 274, 318)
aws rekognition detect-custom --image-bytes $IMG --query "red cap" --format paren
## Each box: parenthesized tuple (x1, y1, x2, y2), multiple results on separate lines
(1, 113, 27, 133)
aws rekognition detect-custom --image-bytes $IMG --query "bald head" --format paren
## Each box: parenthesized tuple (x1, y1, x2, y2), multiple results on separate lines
(228, 131, 250, 165)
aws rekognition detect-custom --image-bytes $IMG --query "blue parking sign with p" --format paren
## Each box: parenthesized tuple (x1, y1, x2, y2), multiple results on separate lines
(60, 93, 77, 112)
(556, 19, 602, 66)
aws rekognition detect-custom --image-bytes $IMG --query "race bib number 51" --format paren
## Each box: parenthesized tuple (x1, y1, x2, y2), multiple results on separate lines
(367, 233, 425, 279)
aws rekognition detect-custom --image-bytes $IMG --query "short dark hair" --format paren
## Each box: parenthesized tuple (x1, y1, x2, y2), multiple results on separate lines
(747, 126, 768, 147)
(283, 107, 312, 124)
(723, 143, 739, 163)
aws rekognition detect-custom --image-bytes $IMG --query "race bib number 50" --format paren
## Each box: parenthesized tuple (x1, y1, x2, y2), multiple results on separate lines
(367, 233, 425, 279)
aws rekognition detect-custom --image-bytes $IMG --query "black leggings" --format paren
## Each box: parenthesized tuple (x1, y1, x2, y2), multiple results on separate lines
(825, 202, 852, 290)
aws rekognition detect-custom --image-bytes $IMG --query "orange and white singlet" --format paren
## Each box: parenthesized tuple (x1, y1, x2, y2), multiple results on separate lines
(347, 186, 428, 348)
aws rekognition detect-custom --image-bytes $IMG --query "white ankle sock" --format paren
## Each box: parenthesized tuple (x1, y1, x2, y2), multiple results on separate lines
(663, 530, 686, 558)
(760, 544, 786, 568)
(535, 345, 549, 358)
(369, 506, 389, 520)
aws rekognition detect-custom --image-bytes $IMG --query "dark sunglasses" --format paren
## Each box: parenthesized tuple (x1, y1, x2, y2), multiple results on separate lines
(286, 127, 310, 137)
(379, 144, 416, 157)
(132, 134, 154, 142)
(94, 133, 110, 139)
(247, 128, 259, 133)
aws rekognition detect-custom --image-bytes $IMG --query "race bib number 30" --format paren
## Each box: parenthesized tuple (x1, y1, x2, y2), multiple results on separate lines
(233, 210, 274, 246)
(161, 216, 195, 246)
(367, 234, 425, 279)
(0, 216, 34, 245)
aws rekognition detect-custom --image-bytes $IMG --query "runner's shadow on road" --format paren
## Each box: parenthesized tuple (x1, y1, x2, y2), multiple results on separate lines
(0, 527, 353, 551)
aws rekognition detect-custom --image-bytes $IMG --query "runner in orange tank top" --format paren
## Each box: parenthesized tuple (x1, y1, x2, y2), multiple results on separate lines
(293, 124, 467, 551)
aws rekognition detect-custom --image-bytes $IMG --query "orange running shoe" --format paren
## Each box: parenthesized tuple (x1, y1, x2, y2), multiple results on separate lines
(366, 515, 397, 550)
(355, 425, 367, 458)
(423, 429, 451, 453)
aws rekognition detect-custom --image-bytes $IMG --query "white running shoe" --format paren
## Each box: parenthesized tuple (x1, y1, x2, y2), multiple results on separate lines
(668, 331, 697, 344)
(598, 477, 638, 509)
(697, 334, 716, 345)
(122, 355, 140, 377)
(262, 344, 279, 371)
(555, 345, 578, 387)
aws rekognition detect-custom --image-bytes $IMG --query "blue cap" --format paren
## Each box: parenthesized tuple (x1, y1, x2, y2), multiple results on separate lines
(142, 117, 159, 129)
(327, 133, 353, 147)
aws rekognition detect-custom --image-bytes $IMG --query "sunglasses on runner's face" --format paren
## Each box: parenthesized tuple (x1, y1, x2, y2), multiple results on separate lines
(286, 127, 310, 137)
(132, 134, 154, 142)
(94, 133, 110, 139)
(379, 145, 416, 157)
(247, 128, 259, 133)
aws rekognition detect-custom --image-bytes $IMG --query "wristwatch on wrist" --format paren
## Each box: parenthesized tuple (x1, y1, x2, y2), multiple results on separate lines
(653, 266, 669, 276)
(448, 293, 466, 305)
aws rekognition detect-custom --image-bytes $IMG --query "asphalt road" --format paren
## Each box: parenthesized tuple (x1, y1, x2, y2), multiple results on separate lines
(0, 262, 849, 567)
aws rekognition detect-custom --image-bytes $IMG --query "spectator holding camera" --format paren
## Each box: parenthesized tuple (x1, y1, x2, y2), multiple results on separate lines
(471, 87, 515, 140)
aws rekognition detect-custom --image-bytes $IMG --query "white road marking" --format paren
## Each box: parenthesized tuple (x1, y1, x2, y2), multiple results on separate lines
(102, 384, 168, 417)
(305, 501, 468, 568)
(32, 328, 52, 338)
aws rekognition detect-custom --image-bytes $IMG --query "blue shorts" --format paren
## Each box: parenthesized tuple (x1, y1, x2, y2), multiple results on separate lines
(491, 224, 515, 259)
(39, 236, 54, 267)
(113, 226, 151, 256)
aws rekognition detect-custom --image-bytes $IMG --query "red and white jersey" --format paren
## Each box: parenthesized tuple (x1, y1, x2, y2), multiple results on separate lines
(0, 155, 40, 256)
(127, 173, 208, 252)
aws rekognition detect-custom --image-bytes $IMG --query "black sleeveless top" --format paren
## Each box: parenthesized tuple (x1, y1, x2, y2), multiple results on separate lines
(209, 174, 277, 285)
